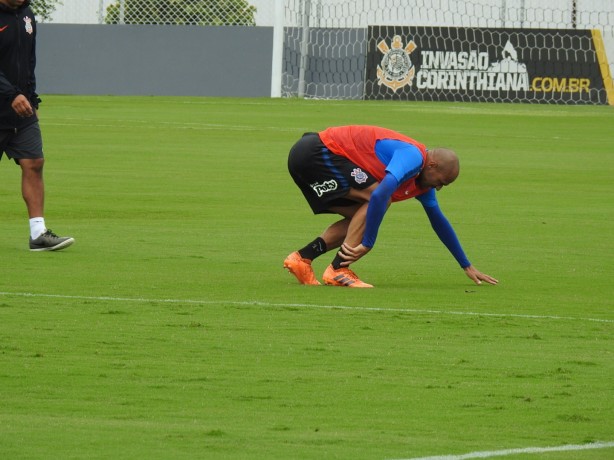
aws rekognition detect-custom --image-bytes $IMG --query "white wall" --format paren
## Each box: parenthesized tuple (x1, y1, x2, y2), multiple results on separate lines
(37, 24, 274, 96)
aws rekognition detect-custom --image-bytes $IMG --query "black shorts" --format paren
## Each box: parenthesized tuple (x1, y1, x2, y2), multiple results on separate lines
(288, 132, 377, 214)
(0, 122, 44, 164)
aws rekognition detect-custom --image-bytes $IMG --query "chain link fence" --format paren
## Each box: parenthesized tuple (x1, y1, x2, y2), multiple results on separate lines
(41, 0, 275, 26)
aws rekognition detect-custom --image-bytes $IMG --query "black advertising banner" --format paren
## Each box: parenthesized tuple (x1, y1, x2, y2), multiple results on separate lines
(365, 26, 608, 104)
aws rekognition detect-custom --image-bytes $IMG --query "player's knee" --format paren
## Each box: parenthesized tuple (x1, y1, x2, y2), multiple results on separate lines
(20, 158, 45, 174)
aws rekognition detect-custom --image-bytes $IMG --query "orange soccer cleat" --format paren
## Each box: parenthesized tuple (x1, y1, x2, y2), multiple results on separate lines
(322, 265, 373, 288)
(283, 251, 321, 285)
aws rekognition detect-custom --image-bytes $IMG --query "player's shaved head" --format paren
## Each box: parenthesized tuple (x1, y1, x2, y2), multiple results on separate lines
(417, 148, 460, 190)
(430, 148, 459, 180)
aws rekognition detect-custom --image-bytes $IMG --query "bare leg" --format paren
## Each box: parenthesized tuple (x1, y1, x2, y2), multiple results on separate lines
(340, 202, 369, 247)
(286, 185, 377, 286)
(318, 218, 349, 250)
(322, 199, 375, 288)
(19, 158, 45, 218)
(325, 183, 378, 250)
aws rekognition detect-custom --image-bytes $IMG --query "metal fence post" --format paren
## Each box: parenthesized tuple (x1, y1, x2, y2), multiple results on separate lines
(119, 0, 126, 24)
(298, 0, 311, 98)
(271, 0, 284, 97)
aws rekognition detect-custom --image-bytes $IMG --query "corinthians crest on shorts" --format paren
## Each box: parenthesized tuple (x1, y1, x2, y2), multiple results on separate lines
(376, 35, 417, 92)
(351, 168, 368, 184)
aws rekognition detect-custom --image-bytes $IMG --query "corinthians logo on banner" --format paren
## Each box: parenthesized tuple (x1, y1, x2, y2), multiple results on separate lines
(376, 35, 529, 93)
(376, 35, 417, 91)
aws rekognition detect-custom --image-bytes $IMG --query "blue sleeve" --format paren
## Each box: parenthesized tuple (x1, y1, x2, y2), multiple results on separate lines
(375, 140, 423, 183)
(420, 194, 471, 268)
(361, 173, 398, 248)
(415, 188, 438, 207)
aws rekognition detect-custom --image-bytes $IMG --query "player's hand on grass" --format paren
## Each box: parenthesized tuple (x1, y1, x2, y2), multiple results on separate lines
(338, 243, 371, 266)
(464, 265, 498, 285)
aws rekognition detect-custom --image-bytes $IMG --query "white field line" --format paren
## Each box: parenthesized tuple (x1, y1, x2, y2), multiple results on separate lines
(0, 291, 612, 324)
(394, 441, 614, 460)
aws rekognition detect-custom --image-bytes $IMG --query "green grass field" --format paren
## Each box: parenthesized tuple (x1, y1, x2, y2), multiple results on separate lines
(1, 96, 613, 459)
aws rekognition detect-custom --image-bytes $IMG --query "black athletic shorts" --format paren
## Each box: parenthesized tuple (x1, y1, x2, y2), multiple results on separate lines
(0, 122, 44, 164)
(288, 132, 377, 214)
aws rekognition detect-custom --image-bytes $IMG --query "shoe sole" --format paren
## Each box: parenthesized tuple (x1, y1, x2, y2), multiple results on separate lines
(324, 282, 373, 289)
(30, 237, 75, 252)
(324, 281, 374, 288)
(323, 275, 373, 288)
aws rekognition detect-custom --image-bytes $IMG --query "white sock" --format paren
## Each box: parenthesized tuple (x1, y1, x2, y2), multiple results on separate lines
(29, 217, 46, 240)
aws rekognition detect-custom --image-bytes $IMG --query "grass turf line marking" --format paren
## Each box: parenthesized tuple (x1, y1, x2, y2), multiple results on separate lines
(1, 292, 612, 324)
(395, 441, 614, 460)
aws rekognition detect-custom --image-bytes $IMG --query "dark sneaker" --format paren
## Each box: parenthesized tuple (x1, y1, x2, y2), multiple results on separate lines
(29, 229, 75, 252)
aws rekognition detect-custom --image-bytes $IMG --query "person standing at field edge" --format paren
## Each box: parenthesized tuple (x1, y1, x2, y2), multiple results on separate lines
(284, 125, 498, 288)
(0, 0, 74, 251)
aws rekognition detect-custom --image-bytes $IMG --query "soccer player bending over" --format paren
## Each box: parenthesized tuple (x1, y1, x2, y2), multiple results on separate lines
(284, 125, 497, 288)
